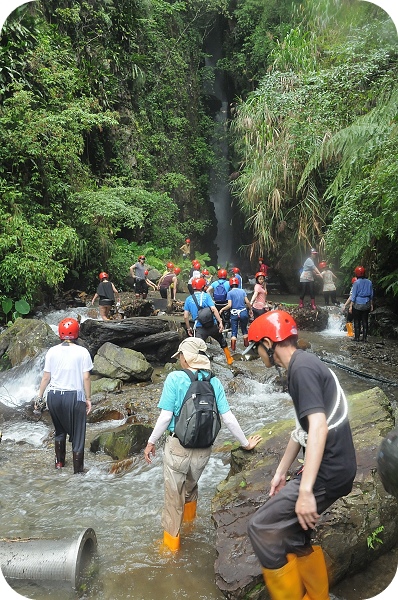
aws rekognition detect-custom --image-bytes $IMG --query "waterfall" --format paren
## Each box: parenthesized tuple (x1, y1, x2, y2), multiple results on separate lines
(204, 24, 234, 265)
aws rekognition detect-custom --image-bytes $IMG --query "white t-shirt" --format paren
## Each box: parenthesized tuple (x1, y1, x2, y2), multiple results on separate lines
(44, 343, 93, 401)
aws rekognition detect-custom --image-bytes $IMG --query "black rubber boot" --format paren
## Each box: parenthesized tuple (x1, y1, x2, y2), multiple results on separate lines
(354, 321, 361, 341)
(55, 439, 66, 468)
(73, 452, 84, 474)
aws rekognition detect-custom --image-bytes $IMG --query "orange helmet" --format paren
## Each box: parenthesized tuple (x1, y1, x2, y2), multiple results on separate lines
(201, 269, 210, 276)
(217, 268, 227, 279)
(258, 257, 264, 261)
(192, 277, 206, 290)
(255, 272, 265, 281)
(99, 272, 109, 280)
(58, 318, 79, 340)
(229, 277, 239, 287)
(354, 266, 365, 277)
(185, 238, 190, 243)
(248, 310, 298, 343)
(232, 267, 240, 273)
(318, 261, 327, 269)
(174, 267, 181, 275)
(138, 255, 145, 260)
(167, 262, 174, 270)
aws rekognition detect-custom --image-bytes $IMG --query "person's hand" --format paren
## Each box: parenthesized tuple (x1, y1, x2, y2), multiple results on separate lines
(243, 434, 262, 450)
(269, 472, 287, 496)
(187, 327, 194, 337)
(144, 442, 155, 464)
(86, 399, 92, 415)
(295, 489, 319, 530)
(218, 322, 223, 331)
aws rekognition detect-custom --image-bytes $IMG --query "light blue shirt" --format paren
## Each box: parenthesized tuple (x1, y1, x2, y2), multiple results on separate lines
(351, 278, 373, 305)
(158, 370, 230, 431)
(184, 292, 215, 328)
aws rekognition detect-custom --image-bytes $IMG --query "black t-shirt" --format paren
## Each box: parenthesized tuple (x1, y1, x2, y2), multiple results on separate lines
(96, 281, 115, 301)
(288, 350, 357, 498)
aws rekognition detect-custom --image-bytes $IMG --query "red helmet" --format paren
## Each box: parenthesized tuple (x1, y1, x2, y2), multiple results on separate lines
(229, 277, 239, 287)
(138, 255, 145, 260)
(255, 272, 265, 280)
(232, 267, 240, 273)
(217, 268, 227, 279)
(185, 238, 190, 243)
(167, 262, 174, 270)
(351, 277, 358, 284)
(201, 269, 210, 276)
(144, 270, 149, 276)
(354, 266, 365, 277)
(174, 267, 181, 275)
(318, 261, 327, 269)
(258, 257, 264, 261)
(58, 318, 79, 340)
(193, 261, 201, 269)
(248, 310, 298, 343)
(99, 272, 109, 280)
(192, 277, 206, 290)
(191, 259, 197, 265)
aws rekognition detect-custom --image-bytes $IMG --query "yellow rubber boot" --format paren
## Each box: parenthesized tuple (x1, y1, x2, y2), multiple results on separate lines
(163, 531, 180, 552)
(262, 555, 305, 600)
(223, 347, 234, 365)
(346, 322, 354, 337)
(296, 546, 329, 600)
(183, 500, 197, 523)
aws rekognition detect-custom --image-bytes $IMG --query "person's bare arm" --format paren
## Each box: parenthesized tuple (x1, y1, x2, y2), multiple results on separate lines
(83, 371, 92, 414)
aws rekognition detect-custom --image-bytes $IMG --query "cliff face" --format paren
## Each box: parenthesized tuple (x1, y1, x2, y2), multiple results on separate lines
(211, 387, 398, 599)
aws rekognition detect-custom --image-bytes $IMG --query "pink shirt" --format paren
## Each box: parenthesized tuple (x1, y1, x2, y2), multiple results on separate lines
(252, 283, 267, 309)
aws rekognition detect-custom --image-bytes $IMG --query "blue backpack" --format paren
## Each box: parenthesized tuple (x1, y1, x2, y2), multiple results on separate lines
(213, 280, 228, 303)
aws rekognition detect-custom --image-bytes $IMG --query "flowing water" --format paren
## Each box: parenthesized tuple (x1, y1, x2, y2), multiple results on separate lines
(0, 307, 397, 600)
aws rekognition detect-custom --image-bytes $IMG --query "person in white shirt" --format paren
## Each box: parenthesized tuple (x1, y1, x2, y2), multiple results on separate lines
(36, 318, 93, 474)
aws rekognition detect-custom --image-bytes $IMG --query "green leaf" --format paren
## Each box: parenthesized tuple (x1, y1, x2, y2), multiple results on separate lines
(14, 299, 30, 314)
(1, 298, 13, 315)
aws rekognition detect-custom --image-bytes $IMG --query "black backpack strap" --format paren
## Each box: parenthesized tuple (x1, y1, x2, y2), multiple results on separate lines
(183, 369, 198, 383)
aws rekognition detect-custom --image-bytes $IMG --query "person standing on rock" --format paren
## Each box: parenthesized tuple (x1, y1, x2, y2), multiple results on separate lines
(91, 272, 120, 320)
(250, 272, 268, 320)
(299, 248, 322, 310)
(143, 337, 261, 551)
(35, 318, 93, 474)
(158, 262, 178, 300)
(129, 255, 149, 299)
(219, 277, 252, 351)
(318, 261, 338, 306)
(349, 266, 373, 343)
(243, 310, 356, 600)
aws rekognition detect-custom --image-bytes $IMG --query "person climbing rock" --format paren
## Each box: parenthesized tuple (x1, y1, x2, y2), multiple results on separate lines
(219, 277, 252, 351)
(91, 272, 119, 320)
(243, 311, 356, 600)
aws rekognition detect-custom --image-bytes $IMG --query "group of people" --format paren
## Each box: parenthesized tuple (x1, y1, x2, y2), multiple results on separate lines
(36, 248, 372, 599)
(144, 310, 357, 600)
(299, 248, 374, 342)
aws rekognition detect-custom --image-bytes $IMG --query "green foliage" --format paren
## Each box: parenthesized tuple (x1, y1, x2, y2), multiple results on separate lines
(367, 525, 384, 550)
(1, 296, 31, 325)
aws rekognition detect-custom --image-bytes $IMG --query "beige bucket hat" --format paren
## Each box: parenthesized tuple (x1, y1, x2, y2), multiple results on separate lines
(171, 337, 211, 370)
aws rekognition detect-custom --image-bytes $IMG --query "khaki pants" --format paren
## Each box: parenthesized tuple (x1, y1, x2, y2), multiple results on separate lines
(162, 435, 212, 537)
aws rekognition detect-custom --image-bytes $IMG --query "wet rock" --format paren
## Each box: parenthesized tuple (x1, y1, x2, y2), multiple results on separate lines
(91, 377, 123, 396)
(0, 319, 58, 367)
(90, 423, 152, 459)
(212, 387, 398, 599)
(93, 342, 154, 382)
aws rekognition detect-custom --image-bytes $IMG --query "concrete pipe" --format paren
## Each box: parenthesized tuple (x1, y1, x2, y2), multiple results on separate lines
(0, 528, 97, 589)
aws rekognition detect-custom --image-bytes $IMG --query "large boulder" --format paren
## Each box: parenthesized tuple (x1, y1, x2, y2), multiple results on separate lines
(93, 342, 153, 382)
(212, 387, 398, 599)
(79, 317, 183, 362)
(90, 423, 152, 459)
(0, 318, 58, 368)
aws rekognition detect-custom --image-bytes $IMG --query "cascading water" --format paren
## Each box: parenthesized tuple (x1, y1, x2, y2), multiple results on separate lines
(204, 25, 234, 266)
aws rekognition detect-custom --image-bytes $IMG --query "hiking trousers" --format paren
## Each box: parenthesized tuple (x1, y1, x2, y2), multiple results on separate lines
(162, 435, 212, 537)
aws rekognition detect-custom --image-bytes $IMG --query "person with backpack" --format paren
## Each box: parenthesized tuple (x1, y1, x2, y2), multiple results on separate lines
(219, 277, 253, 351)
(143, 337, 262, 552)
(208, 268, 231, 329)
(243, 311, 356, 600)
(183, 277, 234, 365)
(91, 272, 120, 320)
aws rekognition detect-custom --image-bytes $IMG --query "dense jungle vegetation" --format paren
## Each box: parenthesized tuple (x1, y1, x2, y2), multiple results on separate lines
(0, 0, 397, 317)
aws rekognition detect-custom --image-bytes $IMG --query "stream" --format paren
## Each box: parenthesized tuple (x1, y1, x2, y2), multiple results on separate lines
(0, 305, 397, 600)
